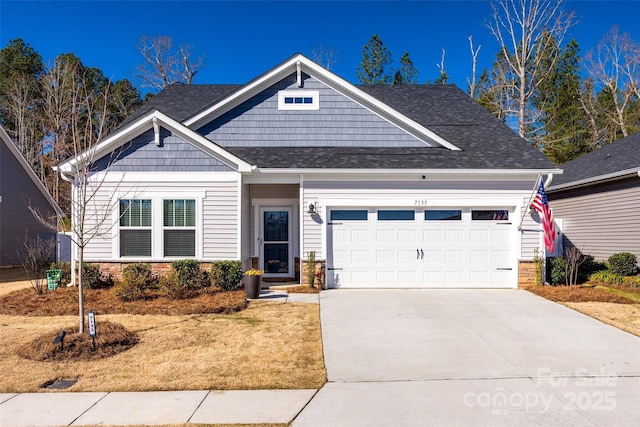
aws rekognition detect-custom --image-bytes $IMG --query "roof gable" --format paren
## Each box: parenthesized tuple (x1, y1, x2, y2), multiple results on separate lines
(56, 110, 252, 175)
(183, 53, 461, 151)
(197, 73, 438, 149)
(549, 132, 640, 190)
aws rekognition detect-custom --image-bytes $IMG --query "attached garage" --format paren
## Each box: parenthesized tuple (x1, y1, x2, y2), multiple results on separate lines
(326, 207, 516, 288)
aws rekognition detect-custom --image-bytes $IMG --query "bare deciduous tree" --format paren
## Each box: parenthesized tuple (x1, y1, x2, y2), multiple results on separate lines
(18, 234, 56, 294)
(33, 69, 128, 333)
(467, 36, 482, 98)
(488, 0, 574, 141)
(136, 35, 205, 91)
(2, 73, 41, 167)
(311, 46, 338, 70)
(584, 26, 640, 138)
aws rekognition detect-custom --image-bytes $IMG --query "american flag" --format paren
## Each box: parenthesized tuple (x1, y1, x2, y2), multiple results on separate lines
(530, 181, 556, 253)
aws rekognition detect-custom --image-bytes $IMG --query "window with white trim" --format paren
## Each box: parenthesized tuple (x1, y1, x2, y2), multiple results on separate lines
(278, 90, 319, 110)
(119, 199, 152, 257)
(163, 199, 196, 257)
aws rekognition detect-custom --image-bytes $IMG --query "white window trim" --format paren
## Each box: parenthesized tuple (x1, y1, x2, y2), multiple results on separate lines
(162, 198, 198, 259)
(113, 192, 204, 261)
(277, 90, 319, 110)
(118, 199, 153, 259)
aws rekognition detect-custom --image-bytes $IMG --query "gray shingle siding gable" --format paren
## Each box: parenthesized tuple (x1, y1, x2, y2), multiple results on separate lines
(197, 74, 432, 148)
(93, 128, 233, 172)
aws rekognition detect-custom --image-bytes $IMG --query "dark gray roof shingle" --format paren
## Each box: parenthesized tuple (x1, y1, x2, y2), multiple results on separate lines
(550, 131, 640, 187)
(121, 82, 556, 170)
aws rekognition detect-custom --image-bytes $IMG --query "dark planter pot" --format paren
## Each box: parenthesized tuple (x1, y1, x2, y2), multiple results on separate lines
(245, 275, 262, 299)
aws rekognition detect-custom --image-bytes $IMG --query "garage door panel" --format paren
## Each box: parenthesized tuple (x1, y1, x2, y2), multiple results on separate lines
(469, 249, 489, 263)
(350, 250, 370, 263)
(444, 250, 464, 263)
(469, 229, 489, 243)
(376, 271, 395, 284)
(375, 229, 395, 243)
(423, 250, 441, 263)
(423, 229, 442, 242)
(444, 229, 464, 242)
(398, 270, 417, 284)
(351, 229, 370, 243)
(398, 229, 418, 242)
(376, 250, 395, 263)
(445, 271, 464, 285)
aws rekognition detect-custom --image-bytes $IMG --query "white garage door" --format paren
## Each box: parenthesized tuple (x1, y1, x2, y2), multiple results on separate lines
(327, 208, 515, 288)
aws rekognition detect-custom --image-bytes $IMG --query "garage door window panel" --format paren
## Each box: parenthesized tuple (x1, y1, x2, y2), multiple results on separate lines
(377, 210, 415, 221)
(330, 210, 368, 221)
(471, 210, 509, 221)
(425, 210, 462, 221)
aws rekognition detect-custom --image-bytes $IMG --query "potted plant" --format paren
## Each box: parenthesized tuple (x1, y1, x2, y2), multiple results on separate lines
(244, 269, 264, 299)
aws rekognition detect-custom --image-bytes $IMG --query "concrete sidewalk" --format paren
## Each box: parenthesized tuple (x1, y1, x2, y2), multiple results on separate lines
(0, 389, 317, 426)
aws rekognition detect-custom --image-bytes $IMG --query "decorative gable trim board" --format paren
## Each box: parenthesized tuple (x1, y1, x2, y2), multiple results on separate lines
(0, 125, 63, 216)
(56, 110, 252, 175)
(183, 54, 461, 151)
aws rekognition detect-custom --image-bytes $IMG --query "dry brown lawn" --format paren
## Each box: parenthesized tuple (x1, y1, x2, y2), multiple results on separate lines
(0, 301, 325, 393)
(523, 284, 640, 337)
(563, 302, 640, 337)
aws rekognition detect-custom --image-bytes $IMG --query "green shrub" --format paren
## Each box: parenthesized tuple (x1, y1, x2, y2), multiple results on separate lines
(210, 260, 244, 291)
(171, 259, 204, 289)
(607, 252, 638, 276)
(589, 270, 624, 285)
(114, 263, 153, 301)
(550, 256, 567, 285)
(580, 256, 607, 281)
(157, 270, 185, 300)
(622, 276, 640, 288)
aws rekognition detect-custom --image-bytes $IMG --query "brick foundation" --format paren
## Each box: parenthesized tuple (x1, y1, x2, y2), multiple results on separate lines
(301, 259, 326, 289)
(95, 262, 213, 279)
(518, 261, 539, 287)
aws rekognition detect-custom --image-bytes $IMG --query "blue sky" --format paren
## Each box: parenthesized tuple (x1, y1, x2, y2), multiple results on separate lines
(1, 0, 639, 96)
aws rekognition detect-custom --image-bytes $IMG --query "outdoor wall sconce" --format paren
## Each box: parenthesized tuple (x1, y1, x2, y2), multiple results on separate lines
(307, 203, 317, 214)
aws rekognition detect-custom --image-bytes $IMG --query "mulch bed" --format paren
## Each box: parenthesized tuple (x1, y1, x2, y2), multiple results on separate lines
(17, 321, 139, 362)
(524, 284, 637, 304)
(278, 285, 321, 294)
(0, 286, 248, 316)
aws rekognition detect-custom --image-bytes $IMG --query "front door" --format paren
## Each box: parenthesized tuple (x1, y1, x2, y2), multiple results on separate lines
(260, 208, 293, 277)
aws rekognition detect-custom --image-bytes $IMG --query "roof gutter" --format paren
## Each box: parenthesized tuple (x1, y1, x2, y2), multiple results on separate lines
(548, 167, 640, 192)
(254, 167, 563, 176)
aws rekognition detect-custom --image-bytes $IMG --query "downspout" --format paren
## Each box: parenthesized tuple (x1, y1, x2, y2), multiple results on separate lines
(57, 169, 77, 287)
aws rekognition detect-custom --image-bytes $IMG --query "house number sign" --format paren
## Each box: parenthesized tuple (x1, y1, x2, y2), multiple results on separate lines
(414, 200, 429, 206)
(88, 311, 96, 337)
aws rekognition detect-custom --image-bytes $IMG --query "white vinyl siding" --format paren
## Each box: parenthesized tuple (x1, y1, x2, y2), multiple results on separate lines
(82, 173, 240, 261)
(202, 181, 240, 260)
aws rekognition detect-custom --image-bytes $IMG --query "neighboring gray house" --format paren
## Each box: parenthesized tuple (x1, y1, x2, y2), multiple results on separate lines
(56, 54, 560, 288)
(0, 125, 62, 268)
(548, 132, 640, 261)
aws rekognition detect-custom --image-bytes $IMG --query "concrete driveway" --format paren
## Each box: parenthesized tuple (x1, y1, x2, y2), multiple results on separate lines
(293, 289, 640, 426)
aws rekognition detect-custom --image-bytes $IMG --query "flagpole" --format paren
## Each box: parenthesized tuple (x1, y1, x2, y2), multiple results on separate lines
(517, 173, 542, 231)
